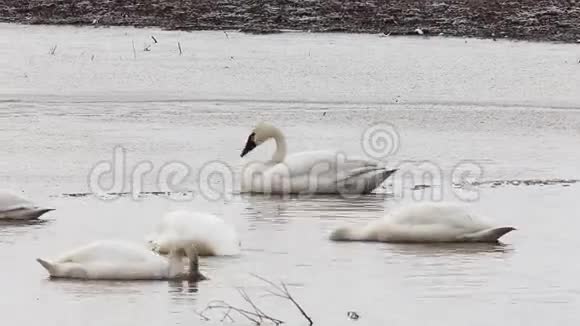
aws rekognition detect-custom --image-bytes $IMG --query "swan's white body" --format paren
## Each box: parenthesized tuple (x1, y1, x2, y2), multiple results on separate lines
(0, 190, 54, 220)
(240, 123, 396, 194)
(147, 210, 240, 256)
(330, 202, 516, 243)
(36, 240, 203, 280)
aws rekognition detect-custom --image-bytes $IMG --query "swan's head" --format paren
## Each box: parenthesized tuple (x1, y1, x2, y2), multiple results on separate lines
(329, 226, 357, 241)
(241, 122, 279, 157)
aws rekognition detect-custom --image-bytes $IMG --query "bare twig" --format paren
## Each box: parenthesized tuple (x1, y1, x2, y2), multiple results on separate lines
(250, 273, 313, 325)
(237, 288, 273, 324)
(178, 41, 183, 55)
(49, 44, 57, 55)
(151, 35, 158, 43)
(224, 31, 229, 39)
(192, 308, 210, 321)
(220, 307, 234, 322)
(204, 300, 282, 324)
(196, 274, 312, 325)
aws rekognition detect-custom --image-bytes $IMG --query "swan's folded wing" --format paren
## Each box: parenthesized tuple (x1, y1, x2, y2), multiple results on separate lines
(55, 241, 159, 264)
(0, 191, 35, 211)
(266, 151, 384, 180)
(386, 203, 493, 232)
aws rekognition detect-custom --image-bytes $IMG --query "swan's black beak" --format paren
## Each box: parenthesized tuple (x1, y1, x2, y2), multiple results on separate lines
(241, 132, 257, 157)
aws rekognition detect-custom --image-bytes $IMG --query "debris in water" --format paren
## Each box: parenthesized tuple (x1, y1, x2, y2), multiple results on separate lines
(415, 28, 424, 35)
(347, 311, 360, 320)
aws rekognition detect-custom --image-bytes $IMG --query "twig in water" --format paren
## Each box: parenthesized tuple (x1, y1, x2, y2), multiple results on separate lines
(224, 31, 229, 39)
(237, 288, 272, 324)
(251, 273, 313, 326)
(178, 41, 183, 55)
(132, 40, 136, 59)
(201, 300, 283, 325)
(151, 35, 158, 44)
(49, 44, 57, 55)
(144, 44, 151, 52)
(196, 274, 313, 325)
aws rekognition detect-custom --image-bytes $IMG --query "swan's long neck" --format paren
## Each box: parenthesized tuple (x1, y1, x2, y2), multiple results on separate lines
(186, 246, 203, 281)
(167, 250, 185, 277)
(269, 127, 287, 163)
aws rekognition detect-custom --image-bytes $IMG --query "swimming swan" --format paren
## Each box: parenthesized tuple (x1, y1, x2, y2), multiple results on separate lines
(147, 210, 241, 256)
(36, 240, 206, 281)
(0, 190, 54, 220)
(330, 202, 516, 243)
(240, 123, 397, 194)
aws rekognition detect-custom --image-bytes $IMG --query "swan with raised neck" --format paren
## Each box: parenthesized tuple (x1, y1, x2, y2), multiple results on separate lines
(240, 122, 287, 163)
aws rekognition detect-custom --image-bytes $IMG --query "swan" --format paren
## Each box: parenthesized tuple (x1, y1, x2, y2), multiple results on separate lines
(146, 210, 241, 256)
(240, 123, 397, 194)
(0, 190, 54, 220)
(36, 240, 206, 281)
(330, 202, 516, 243)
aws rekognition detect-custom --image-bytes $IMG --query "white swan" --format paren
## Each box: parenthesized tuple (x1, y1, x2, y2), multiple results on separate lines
(0, 190, 54, 220)
(330, 202, 516, 243)
(36, 240, 206, 281)
(240, 123, 397, 194)
(146, 210, 241, 256)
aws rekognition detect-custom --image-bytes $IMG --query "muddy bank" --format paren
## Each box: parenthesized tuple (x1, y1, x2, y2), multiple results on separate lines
(1, 0, 579, 42)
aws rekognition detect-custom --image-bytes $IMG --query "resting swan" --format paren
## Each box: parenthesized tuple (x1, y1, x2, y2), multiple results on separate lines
(0, 190, 54, 220)
(240, 123, 397, 194)
(330, 202, 516, 243)
(36, 240, 206, 281)
(146, 210, 241, 256)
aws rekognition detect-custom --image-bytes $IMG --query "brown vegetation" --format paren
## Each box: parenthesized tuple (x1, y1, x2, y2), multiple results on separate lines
(0, 0, 579, 42)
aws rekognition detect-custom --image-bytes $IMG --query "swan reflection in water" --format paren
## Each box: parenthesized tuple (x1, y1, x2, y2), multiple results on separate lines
(240, 193, 391, 222)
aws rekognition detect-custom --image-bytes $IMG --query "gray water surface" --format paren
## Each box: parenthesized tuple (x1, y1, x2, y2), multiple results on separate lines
(1, 24, 580, 326)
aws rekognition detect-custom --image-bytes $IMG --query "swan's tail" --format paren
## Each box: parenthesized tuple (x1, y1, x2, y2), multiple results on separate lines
(462, 227, 516, 242)
(36, 258, 56, 274)
(30, 208, 55, 219)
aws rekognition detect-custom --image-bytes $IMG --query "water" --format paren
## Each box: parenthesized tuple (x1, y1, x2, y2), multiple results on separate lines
(1, 23, 580, 325)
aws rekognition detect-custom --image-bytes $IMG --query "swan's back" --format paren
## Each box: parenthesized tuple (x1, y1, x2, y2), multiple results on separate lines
(55, 240, 165, 264)
(39, 240, 172, 280)
(149, 210, 240, 256)
(255, 150, 393, 194)
(386, 202, 491, 230)
(331, 202, 514, 243)
(0, 191, 34, 211)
